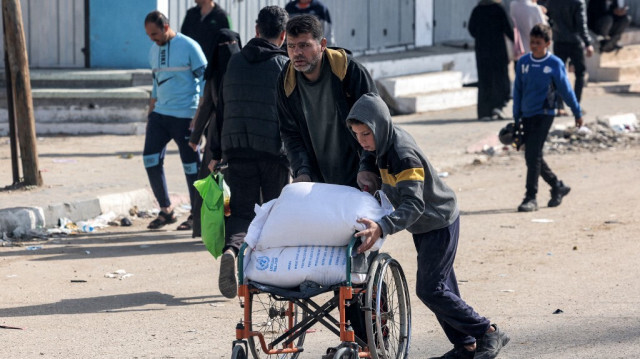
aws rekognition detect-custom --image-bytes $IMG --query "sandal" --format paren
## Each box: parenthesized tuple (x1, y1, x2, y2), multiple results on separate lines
(147, 210, 177, 229)
(176, 214, 193, 231)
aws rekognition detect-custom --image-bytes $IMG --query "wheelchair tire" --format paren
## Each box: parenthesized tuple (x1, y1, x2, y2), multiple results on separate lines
(247, 291, 305, 359)
(364, 255, 411, 359)
(332, 346, 358, 358)
(231, 345, 246, 359)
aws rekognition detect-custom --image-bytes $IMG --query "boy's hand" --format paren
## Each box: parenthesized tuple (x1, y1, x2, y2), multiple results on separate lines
(575, 117, 584, 128)
(355, 218, 382, 254)
(292, 174, 312, 183)
(357, 171, 381, 195)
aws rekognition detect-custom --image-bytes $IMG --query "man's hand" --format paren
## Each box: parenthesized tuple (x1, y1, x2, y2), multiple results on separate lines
(355, 218, 382, 254)
(188, 141, 198, 152)
(208, 159, 219, 173)
(575, 117, 584, 128)
(357, 171, 381, 195)
(585, 45, 594, 58)
(292, 174, 312, 183)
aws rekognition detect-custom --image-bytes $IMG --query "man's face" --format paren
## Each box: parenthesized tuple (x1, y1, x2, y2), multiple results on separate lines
(145, 23, 170, 46)
(287, 33, 325, 74)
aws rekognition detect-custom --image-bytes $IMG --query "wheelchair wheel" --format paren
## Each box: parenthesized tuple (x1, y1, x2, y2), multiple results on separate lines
(231, 345, 247, 359)
(364, 255, 411, 359)
(247, 291, 306, 359)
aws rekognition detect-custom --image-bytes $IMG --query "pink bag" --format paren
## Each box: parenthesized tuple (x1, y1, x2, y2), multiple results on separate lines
(508, 17, 526, 61)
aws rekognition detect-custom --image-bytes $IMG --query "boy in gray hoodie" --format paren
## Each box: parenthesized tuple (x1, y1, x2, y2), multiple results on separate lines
(347, 93, 509, 359)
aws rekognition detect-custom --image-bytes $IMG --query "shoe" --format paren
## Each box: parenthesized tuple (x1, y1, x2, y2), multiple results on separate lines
(492, 108, 506, 120)
(479, 116, 493, 122)
(176, 214, 193, 230)
(517, 198, 538, 212)
(429, 346, 475, 359)
(147, 210, 177, 229)
(474, 324, 510, 359)
(548, 181, 571, 207)
(218, 250, 237, 299)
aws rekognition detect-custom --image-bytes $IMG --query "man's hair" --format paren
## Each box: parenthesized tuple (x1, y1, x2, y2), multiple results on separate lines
(530, 23, 552, 43)
(144, 10, 169, 28)
(257, 6, 288, 39)
(286, 14, 323, 41)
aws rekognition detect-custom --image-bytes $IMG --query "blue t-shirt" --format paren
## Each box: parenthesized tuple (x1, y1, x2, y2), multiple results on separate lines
(149, 33, 207, 119)
(513, 51, 582, 122)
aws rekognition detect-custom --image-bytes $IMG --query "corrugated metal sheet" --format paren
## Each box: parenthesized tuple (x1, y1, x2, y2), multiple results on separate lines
(433, 0, 473, 44)
(0, 0, 85, 68)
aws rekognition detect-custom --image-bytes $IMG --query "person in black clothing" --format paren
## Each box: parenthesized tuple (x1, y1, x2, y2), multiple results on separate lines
(468, 0, 514, 121)
(188, 29, 241, 238)
(182, 0, 233, 234)
(587, 0, 631, 53)
(545, 0, 593, 116)
(181, 0, 231, 61)
(285, 0, 334, 45)
(207, 6, 290, 299)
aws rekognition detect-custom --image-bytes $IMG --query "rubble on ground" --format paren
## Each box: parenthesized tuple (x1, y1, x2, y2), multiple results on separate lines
(546, 120, 639, 153)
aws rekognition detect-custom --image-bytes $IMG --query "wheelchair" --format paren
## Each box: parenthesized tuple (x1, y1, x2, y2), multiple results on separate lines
(230, 237, 411, 359)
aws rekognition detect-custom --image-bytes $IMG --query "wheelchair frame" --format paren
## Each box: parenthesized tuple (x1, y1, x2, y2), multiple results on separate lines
(230, 237, 411, 359)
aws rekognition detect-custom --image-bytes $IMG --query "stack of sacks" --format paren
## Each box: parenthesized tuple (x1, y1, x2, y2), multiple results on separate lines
(243, 182, 393, 288)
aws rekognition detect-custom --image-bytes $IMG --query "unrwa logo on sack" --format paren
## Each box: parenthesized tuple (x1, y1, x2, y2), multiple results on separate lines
(256, 256, 270, 271)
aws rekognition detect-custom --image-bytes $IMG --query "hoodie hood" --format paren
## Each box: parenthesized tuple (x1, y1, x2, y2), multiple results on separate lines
(242, 37, 287, 63)
(346, 93, 394, 155)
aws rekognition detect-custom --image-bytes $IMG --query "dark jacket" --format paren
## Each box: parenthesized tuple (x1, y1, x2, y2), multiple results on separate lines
(190, 29, 241, 146)
(587, 0, 623, 30)
(181, 5, 231, 62)
(468, 1, 514, 66)
(349, 93, 459, 236)
(277, 48, 377, 186)
(546, 0, 592, 46)
(210, 38, 288, 161)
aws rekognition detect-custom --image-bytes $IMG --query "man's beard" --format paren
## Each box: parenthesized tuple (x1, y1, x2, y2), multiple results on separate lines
(294, 54, 321, 74)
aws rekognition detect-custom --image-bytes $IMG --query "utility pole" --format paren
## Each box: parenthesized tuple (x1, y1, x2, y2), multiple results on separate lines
(2, 0, 42, 186)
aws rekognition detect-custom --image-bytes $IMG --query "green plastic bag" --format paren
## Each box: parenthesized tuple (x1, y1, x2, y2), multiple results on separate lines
(193, 173, 225, 258)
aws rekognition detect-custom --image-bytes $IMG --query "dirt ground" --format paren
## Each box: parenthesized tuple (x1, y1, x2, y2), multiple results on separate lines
(2, 141, 639, 358)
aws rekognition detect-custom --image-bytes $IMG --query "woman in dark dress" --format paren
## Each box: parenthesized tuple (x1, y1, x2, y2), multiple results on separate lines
(469, 0, 514, 121)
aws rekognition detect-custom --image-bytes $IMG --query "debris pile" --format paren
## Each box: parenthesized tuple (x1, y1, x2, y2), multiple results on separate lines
(546, 120, 639, 154)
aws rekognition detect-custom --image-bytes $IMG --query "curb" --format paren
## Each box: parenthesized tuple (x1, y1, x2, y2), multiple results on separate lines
(0, 188, 190, 236)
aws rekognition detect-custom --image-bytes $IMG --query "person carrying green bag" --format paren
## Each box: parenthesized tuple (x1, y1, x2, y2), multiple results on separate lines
(193, 173, 226, 258)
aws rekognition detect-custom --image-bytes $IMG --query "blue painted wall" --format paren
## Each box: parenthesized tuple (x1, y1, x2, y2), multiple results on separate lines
(90, 0, 157, 68)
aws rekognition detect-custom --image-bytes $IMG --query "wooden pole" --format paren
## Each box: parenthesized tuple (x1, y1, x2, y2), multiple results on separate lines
(2, 8, 19, 185)
(2, 0, 41, 186)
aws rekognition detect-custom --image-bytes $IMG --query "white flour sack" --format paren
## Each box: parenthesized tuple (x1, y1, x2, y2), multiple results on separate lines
(244, 245, 366, 288)
(244, 182, 393, 250)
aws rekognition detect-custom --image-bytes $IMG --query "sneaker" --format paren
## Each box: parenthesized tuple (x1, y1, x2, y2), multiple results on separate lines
(429, 346, 475, 359)
(218, 250, 237, 299)
(492, 108, 506, 120)
(474, 324, 510, 359)
(548, 181, 571, 207)
(517, 198, 538, 212)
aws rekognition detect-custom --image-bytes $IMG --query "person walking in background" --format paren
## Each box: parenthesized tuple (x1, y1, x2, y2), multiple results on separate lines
(347, 93, 510, 359)
(181, 0, 232, 234)
(545, 0, 593, 116)
(188, 28, 241, 238)
(143, 11, 206, 230)
(587, 0, 631, 53)
(512, 24, 582, 212)
(510, 0, 547, 55)
(469, 0, 514, 121)
(181, 0, 231, 60)
(207, 6, 290, 299)
(285, 0, 334, 46)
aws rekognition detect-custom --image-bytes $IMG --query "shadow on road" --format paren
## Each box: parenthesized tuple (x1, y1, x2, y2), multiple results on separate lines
(0, 230, 207, 261)
(0, 292, 226, 318)
(460, 208, 515, 216)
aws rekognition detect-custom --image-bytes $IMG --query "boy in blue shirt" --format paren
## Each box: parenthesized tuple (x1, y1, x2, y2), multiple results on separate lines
(513, 24, 584, 212)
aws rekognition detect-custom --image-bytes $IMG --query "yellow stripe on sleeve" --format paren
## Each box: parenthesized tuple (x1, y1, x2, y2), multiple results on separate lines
(380, 168, 425, 186)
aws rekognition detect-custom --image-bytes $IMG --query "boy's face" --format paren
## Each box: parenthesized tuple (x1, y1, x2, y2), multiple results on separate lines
(350, 123, 376, 151)
(530, 36, 550, 58)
